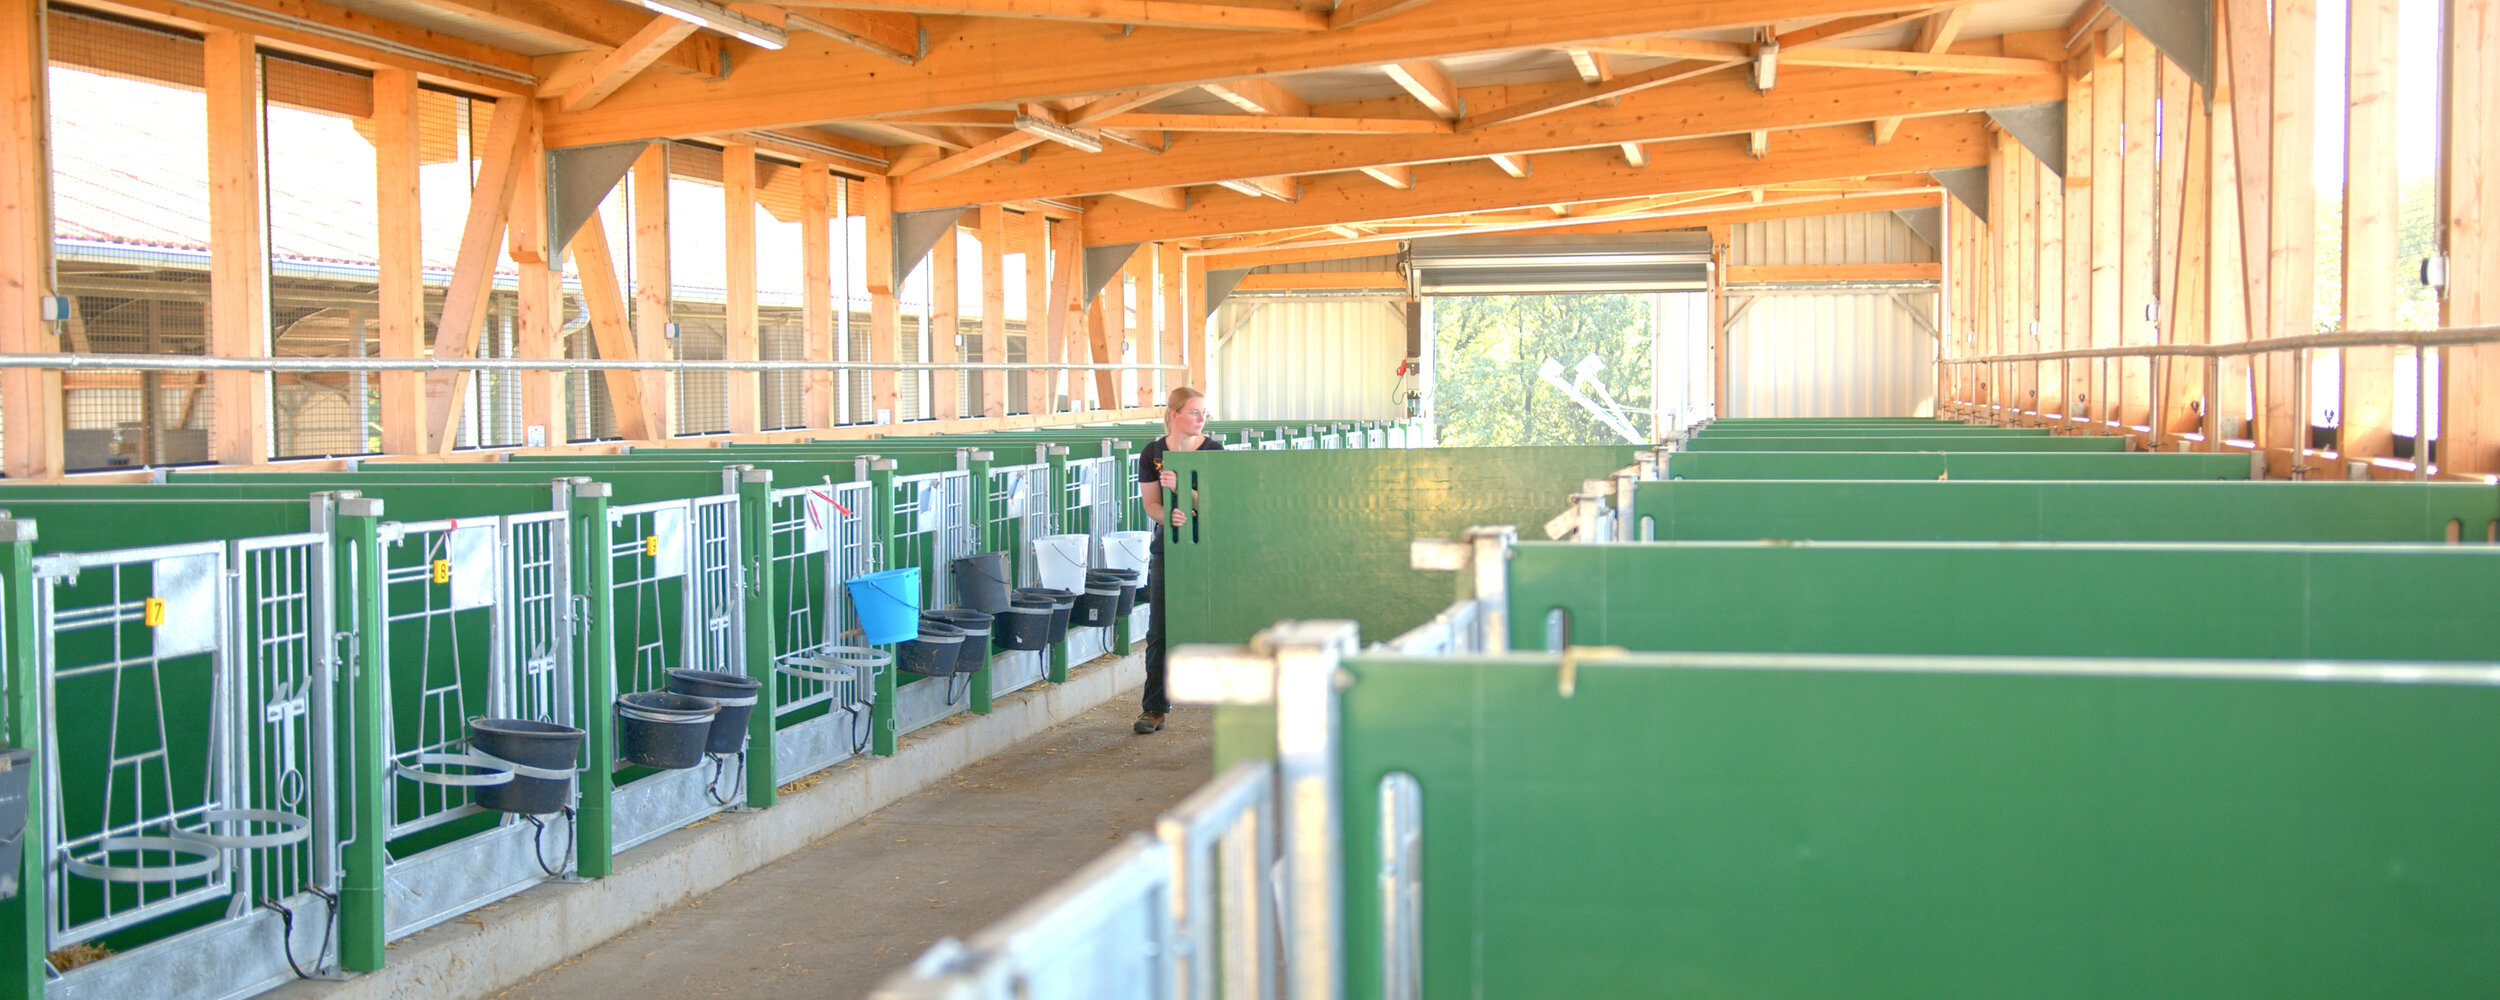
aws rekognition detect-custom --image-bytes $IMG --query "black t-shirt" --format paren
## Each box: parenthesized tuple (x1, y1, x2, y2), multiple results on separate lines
(1140, 434, 1223, 548)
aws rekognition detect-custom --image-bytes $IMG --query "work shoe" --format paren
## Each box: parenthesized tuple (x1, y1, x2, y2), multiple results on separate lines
(1132, 711, 1166, 735)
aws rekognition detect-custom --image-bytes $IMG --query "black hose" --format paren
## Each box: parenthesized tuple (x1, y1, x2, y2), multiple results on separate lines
(525, 807, 576, 878)
(263, 888, 336, 980)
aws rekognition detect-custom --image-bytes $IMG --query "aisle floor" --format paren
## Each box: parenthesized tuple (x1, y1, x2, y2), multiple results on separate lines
(490, 686, 1210, 1000)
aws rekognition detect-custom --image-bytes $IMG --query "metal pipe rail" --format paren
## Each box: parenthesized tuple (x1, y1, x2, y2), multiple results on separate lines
(1938, 324, 2500, 481)
(0, 353, 1184, 373)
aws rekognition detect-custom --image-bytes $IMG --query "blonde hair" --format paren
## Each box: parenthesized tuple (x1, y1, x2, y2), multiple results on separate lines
(1166, 386, 1204, 411)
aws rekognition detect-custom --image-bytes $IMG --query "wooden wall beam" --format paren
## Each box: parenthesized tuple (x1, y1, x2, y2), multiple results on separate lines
(375, 68, 423, 457)
(981, 205, 1009, 418)
(863, 175, 898, 422)
(511, 108, 563, 444)
(2443, 0, 2499, 474)
(2264, 0, 2318, 473)
(931, 220, 960, 420)
(1184, 253, 1209, 390)
(206, 30, 269, 466)
(2087, 34, 2121, 427)
(2118, 25, 2157, 427)
(1025, 209, 1051, 415)
(567, 213, 653, 440)
(803, 162, 836, 428)
(2340, 0, 2400, 461)
(0, 0, 59, 479)
(1125, 250, 1152, 406)
(631, 144, 675, 437)
(1054, 219, 1084, 409)
(724, 142, 761, 434)
(1158, 241, 1185, 398)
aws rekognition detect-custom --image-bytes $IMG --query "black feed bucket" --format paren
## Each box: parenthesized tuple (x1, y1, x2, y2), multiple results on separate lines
(899, 620, 965, 677)
(0, 749, 31, 897)
(467, 719, 584, 815)
(1090, 568, 1140, 618)
(922, 609, 993, 674)
(1017, 587, 1076, 644)
(617, 691, 718, 770)
(949, 552, 1013, 614)
(665, 669, 762, 756)
(1073, 583, 1120, 627)
(993, 604, 1052, 651)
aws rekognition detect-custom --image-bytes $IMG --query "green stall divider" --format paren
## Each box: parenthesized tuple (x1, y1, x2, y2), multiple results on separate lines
(1160, 446, 1638, 649)
(1507, 541, 2500, 661)
(1682, 435, 2130, 452)
(1660, 450, 2252, 479)
(1334, 651, 2500, 1000)
(1693, 426, 2055, 437)
(1633, 480, 2500, 543)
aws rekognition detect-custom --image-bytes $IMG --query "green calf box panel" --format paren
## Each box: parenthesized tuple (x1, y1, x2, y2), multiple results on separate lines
(1507, 541, 2500, 661)
(1160, 446, 1637, 647)
(1693, 426, 2055, 437)
(1634, 480, 2500, 543)
(1334, 653, 2500, 1000)
(1682, 435, 2130, 452)
(1662, 451, 2252, 480)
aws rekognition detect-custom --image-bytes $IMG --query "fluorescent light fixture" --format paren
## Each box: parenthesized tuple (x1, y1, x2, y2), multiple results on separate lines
(1013, 113, 1104, 153)
(638, 0, 787, 50)
(1752, 36, 1779, 91)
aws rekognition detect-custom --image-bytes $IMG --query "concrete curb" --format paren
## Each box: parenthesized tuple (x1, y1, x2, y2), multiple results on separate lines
(270, 653, 1144, 1000)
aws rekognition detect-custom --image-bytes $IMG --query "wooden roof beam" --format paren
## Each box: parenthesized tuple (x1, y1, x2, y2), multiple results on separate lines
(777, 0, 1327, 31)
(1199, 189, 1944, 250)
(1360, 164, 1415, 188)
(1593, 36, 2056, 75)
(1331, 0, 1441, 29)
(1488, 153, 1529, 178)
(1201, 77, 1310, 117)
(544, 0, 1957, 146)
(398, 0, 721, 77)
(1457, 57, 1746, 131)
(1774, 7, 1944, 48)
(1082, 114, 1991, 244)
(1383, 60, 1462, 119)
(1098, 113, 1448, 134)
(560, 16, 700, 113)
(1566, 48, 1611, 83)
(785, 8, 922, 62)
(891, 63, 2066, 208)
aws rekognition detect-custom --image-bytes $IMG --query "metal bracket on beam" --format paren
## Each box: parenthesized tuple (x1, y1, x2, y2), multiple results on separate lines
(548, 140, 653, 257)
(2103, 0, 2214, 97)
(1986, 101, 2069, 177)
(894, 206, 970, 284)
(1203, 267, 1251, 318)
(1082, 243, 1143, 307)
(1892, 205, 1944, 252)
(1930, 166, 1989, 218)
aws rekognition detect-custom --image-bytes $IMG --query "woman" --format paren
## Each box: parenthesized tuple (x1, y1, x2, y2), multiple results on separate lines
(1135, 386, 1222, 735)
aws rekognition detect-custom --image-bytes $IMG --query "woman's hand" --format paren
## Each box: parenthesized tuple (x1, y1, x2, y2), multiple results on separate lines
(1169, 507, 1189, 528)
(1158, 469, 1178, 490)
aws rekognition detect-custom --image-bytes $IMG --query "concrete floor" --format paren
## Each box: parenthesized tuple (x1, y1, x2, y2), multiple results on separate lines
(489, 686, 1210, 1000)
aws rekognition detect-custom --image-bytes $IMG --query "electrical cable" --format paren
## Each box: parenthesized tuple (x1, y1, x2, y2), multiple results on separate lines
(262, 887, 336, 980)
(524, 807, 577, 878)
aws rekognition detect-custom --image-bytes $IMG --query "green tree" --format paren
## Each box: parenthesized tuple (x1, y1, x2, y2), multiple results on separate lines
(1433, 295, 1653, 446)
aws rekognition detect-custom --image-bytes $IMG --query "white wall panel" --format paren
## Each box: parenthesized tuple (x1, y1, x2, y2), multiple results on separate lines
(1727, 292, 1937, 417)
(1731, 210, 1936, 266)
(1209, 299, 1406, 420)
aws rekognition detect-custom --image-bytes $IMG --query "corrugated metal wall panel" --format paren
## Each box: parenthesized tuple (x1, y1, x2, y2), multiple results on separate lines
(1210, 299, 1405, 420)
(1731, 210, 1936, 266)
(1728, 292, 1937, 417)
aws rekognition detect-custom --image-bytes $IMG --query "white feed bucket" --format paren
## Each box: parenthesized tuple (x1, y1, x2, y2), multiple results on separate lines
(1033, 534, 1092, 591)
(1102, 531, 1154, 573)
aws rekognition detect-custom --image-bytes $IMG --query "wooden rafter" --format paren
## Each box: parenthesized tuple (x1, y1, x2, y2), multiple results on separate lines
(1200, 189, 1944, 251)
(565, 212, 656, 440)
(1566, 48, 1610, 84)
(778, 0, 1328, 31)
(1200, 77, 1309, 116)
(1330, 0, 1440, 29)
(86, 0, 539, 95)
(1457, 57, 1746, 132)
(544, 0, 1951, 146)
(1359, 164, 1415, 188)
(1621, 142, 1646, 167)
(1776, 8, 1941, 47)
(423, 95, 532, 453)
(1487, 153, 1529, 178)
(1070, 87, 1189, 123)
(1109, 187, 1189, 209)
(1868, 6, 1972, 138)
(899, 128, 1049, 185)
(1382, 60, 1461, 119)
(559, 15, 699, 113)
(893, 64, 2065, 209)
(1095, 113, 1448, 134)
(1592, 36, 2056, 76)
(403, 0, 719, 77)
(785, 9, 921, 62)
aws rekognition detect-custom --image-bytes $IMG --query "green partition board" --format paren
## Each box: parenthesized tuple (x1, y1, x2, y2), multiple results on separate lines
(174, 470, 722, 507)
(0, 499, 314, 552)
(1633, 481, 2500, 542)
(1662, 451, 2250, 480)
(1160, 446, 1637, 646)
(1683, 435, 2128, 452)
(1507, 541, 2500, 661)
(1694, 426, 2053, 437)
(1334, 652, 2500, 1000)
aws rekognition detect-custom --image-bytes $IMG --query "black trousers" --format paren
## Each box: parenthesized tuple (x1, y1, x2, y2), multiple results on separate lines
(1142, 548, 1169, 714)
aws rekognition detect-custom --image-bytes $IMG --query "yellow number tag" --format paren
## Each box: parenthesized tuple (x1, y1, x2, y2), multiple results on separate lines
(432, 559, 451, 585)
(143, 597, 165, 628)
(644, 535, 661, 558)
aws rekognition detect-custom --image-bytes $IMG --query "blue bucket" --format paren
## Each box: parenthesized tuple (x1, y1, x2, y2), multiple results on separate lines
(844, 567, 923, 645)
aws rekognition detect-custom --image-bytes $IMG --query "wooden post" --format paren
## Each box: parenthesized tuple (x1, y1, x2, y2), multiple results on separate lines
(981, 205, 1008, 418)
(2209, 80, 2248, 451)
(2063, 57, 2093, 429)
(2442, 0, 2499, 474)
(632, 144, 675, 437)
(863, 175, 898, 423)
(2160, 82, 2214, 443)
(0, 0, 55, 481)
(375, 69, 423, 456)
(424, 96, 529, 451)
(2341, 0, 2401, 463)
(1708, 224, 1730, 417)
(2119, 25, 2157, 429)
(1184, 252, 1209, 391)
(510, 110, 564, 444)
(2089, 33, 2123, 427)
(931, 218, 959, 420)
(1025, 209, 1051, 416)
(724, 142, 760, 434)
(206, 30, 270, 466)
(2038, 152, 2065, 421)
(2221, 0, 2274, 452)
(1126, 250, 1153, 406)
(802, 163, 835, 428)
(1086, 290, 1119, 409)
(1050, 219, 1082, 410)
(2265, 0, 2319, 475)
(1159, 242, 1186, 398)
(568, 214, 652, 441)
